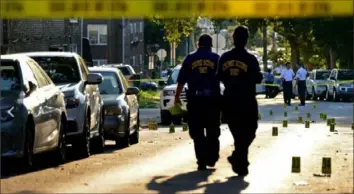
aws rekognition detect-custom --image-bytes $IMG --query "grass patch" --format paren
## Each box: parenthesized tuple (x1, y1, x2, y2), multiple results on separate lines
(139, 90, 160, 108)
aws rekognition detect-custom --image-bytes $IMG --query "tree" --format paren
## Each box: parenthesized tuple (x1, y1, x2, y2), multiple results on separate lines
(150, 17, 198, 66)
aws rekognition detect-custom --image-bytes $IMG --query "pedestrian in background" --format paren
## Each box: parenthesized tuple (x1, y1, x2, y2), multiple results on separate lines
(265, 68, 275, 98)
(296, 63, 307, 106)
(217, 26, 263, 176)
(280, 62, 295, 106)
(174, 34, 221, 171)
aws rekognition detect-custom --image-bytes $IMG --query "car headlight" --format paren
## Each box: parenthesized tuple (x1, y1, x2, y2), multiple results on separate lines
(0, 106, 15, 122)
(105, 106, 122, 116)
(65, 96, 80, 109)
(163, 90, 175, 96)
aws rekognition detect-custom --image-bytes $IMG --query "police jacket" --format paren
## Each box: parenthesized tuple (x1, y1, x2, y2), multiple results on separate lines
(177, 48, 220, 98)
(217, 47, 262, 100)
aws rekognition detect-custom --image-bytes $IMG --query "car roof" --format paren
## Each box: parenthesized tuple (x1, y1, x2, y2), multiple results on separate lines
(313, 69, 331, 72)
(17, 52, 79, 57)
(105, 64, 131, 67)
(1, 54, 34, 61)
(89, 67, 120, 73)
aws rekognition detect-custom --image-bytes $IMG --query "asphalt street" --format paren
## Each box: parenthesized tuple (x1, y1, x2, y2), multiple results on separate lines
(1, 95, 353, 193)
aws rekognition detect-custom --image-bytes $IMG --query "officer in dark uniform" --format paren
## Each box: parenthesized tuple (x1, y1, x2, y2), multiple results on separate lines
(175, 34, 221, 171)
(217, 26, 263, 176)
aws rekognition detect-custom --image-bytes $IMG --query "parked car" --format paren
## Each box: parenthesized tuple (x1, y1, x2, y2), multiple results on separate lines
(160, 65, 225, 125)
(89, 67, 140, 147)
(104, 64, 136, 80)
(1, 54, 68, 168)
(326, 69, 354, 101)
(23, 52, 105, 157)
(306, 69, 331, 100)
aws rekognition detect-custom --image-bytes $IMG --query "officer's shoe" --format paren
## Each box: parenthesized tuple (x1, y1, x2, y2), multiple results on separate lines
(227, 156, 249, 176)
(198, 165, 207, 171)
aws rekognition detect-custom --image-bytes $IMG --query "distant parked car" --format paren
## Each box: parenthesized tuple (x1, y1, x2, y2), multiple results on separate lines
(326, 69, 354, 102)
(306, 69, 331, 100)
(104, 64, 136, 80)
(23, 52, 105, 157)
(1, 54, 68, 169)
(89, 67, 140, 147)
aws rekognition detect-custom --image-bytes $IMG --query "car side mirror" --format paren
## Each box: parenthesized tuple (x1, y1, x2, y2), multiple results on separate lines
(87, 73, 103, 85)
(126, 87, 140, 95)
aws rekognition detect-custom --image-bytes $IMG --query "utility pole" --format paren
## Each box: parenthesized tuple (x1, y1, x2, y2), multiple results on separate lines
(262, 20, 268, 72)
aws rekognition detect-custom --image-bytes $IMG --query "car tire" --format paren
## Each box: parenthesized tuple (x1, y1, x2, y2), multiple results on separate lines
(20, 121, 35, 171)
(311, 88, 317, 100)
(130, 112, 140, 145)
(91, 111, 105, 154)
(161, 111, 171, 125)
(51, 116, 67, 164)
(116, 115, 130, 148)
(74, 114, 91, 158)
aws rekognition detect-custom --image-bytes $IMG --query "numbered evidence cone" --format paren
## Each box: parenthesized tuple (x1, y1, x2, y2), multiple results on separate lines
(269, 110, 273, 116)
(322, 157, 332, 174)
(307, 113, 311, 119)
(169, 123, 175, 133)
(284, 111, 288, 117)
(148, 120, 157, 131)
(323, 114, 327, 120)
(295, 105, 299, 111)
(305, 120, 310, 128)
(291, 156, 301, 173)
(283, 103, 287, 108)
(258, 113, 262, 120)
(298, 116, 303, 123)
(283, 120, 288, 128)
(312, 104, 316, 109)
(327, 119, 331, 126)
(272, 127, 278, 136)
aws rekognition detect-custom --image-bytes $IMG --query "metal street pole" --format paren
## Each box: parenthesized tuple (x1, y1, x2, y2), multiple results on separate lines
(122, 17, 125, 64)
(80, 17, 83, 56)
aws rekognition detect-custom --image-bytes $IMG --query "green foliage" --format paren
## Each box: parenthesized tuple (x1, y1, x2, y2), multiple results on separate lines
(139, 90, 160, 108)
(151, 16, 198, 46)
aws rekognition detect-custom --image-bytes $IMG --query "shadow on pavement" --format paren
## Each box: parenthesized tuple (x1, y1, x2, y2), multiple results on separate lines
(146, 169, 249, 194)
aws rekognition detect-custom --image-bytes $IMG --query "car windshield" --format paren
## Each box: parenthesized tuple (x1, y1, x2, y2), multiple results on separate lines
(30, 56, 81, 84)
(338, 71, 353, 80)
(117, 66, 131, 76)
(166, 67, 180, 85)
(0, 60, 22, 92)
(95, 72, 122, 95)
(316, 71, 331, 80)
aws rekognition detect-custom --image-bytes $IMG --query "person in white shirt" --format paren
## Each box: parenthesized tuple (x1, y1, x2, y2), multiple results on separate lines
(273, 65, 283, 75)
(280, 62, 295, 106)
(296, 63, 308, 106)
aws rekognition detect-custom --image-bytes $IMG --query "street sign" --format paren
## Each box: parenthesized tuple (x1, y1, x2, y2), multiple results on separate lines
(157, 49, 167, 61)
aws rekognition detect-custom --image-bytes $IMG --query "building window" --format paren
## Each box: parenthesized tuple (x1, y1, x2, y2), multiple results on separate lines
(132, 56, 136, 66)
(139, 54, 143, 64)
(134, 23, 137, 33)
(87, 24, 107, 45)
(92, 59, 107, 66)
(139, 22, 143, 33)
(130, 23, 134, 34)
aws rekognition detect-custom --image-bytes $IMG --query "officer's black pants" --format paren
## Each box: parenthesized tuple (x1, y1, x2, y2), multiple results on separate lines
(283, 81, 293, 105)
(222, 97, 258, 169)
(187, 97, 221, 166)
(265, 81, 273, 97)
(297, 80, 306, 105)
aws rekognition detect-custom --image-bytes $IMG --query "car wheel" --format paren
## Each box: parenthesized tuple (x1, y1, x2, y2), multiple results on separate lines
(51, 116, 67, 164)
(20, 121, 35, 171)
(116, 115, 130, 148)
(130, 112, 140, 145)
(91, 112, 105, 154)
(311, 88, 317, 100)
(161, 111, 171, 125)
(74, 114, 91, 158)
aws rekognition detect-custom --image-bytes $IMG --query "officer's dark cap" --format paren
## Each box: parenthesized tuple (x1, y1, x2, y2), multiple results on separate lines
(233, 26, 249, 46)
(198, 34, 213, 48)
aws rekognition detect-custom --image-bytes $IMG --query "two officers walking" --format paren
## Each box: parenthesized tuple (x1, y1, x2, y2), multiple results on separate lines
(175, 26, 262, 176)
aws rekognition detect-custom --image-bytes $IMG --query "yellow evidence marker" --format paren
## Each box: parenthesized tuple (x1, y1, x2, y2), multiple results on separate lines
(272, 127, 278, 136)
(169, 123, 175, 133)
(305, 120, 310, 128)
(182, 122, 188, 131)
(322, 157, 332, 174)
(292, 156, 301, 173)
(283, 120, 288, 128)
(327, 119, 331, 126)
(307, 113, 311, 119)
(284, 111, 287, 117)
(312, 104, 316, 109)
(323, 114, 327, 120)
(258, 113, 262, 120)
(148, 120, 158, 130)
(269, 110, 273, 116)
(298, 116, 303, 123)
(295, 105, 299, 111)
(283, 103, 287, 108)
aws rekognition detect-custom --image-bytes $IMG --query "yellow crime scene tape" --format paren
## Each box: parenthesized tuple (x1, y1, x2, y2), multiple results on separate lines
(0, 0, 353, 18)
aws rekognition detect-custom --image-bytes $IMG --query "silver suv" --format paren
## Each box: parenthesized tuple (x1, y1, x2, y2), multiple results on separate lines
(23, 52, 105, 158)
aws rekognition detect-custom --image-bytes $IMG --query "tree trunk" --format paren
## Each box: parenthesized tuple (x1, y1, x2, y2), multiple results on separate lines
(262, 23, 268, 72)
(271, 31, 277, 52)
(289, 40, 300, 66)
(329, 48, 336, 69)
